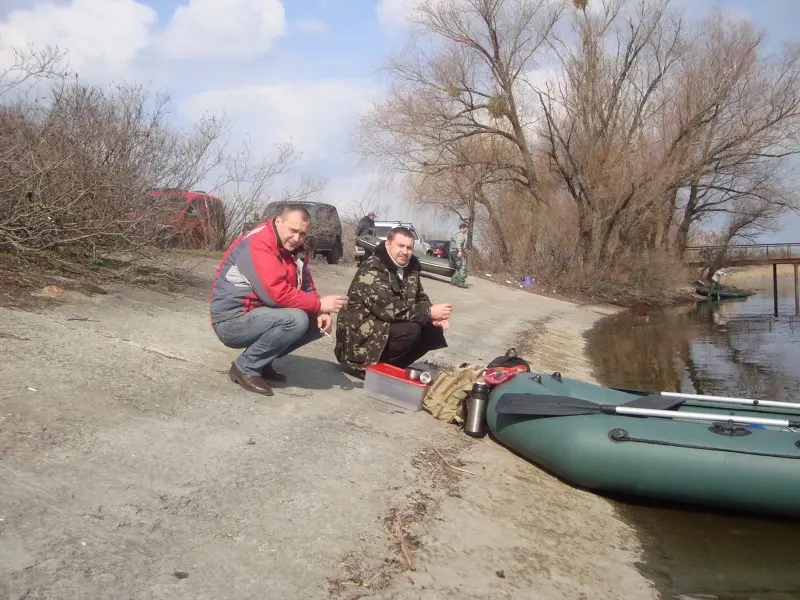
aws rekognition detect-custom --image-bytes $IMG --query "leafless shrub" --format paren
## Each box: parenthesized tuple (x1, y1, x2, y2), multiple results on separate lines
(0, 46, 226, 261)
(0, 42, 339, 276)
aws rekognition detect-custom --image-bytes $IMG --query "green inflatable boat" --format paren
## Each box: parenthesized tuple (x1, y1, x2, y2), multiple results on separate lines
(486, 372, 800, 519)
(695, 283, 755, 299)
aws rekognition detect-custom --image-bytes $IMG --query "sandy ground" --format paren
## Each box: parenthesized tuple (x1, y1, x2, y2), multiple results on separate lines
(0, 258, 658, 600)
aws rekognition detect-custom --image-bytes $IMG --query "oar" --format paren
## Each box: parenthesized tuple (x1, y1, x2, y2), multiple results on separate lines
(494, 394, 800, 429)
(611, 387, 800, 412)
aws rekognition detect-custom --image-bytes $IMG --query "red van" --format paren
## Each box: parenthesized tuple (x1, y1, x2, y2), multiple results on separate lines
(144, 188, 226, 249)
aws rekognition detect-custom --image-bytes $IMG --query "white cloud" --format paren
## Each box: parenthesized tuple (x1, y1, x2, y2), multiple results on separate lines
(0, 0, 157, 77)
(375, 0, 415, 35)
(160, 0, 286, 60)
(294, 17, 327, 36)
(324, 172, 388, 214)
(179, 79, 378, 161)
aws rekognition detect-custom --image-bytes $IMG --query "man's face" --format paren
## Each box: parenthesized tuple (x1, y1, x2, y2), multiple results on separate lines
(387, 233, 414, 266)
(275, 211, 310, 252)
(369, 212, 376, 220)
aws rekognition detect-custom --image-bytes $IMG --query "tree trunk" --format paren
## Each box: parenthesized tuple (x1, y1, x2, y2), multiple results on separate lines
(674, 182, 700, 259)
(597, 219, 615, 266)
(466, 195, 476, 250)
(498, 68, 542, 205)
(476, 190, 509, 263)
(577, 208, 594, 265)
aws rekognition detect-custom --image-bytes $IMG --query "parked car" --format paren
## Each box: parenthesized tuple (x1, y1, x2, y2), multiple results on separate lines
(372, 220, 432, 255)
(354, 234, 455, 278)
(261, 200, 344, 264)
(425, 239, 451, 258)
(142, 188, 226, 249)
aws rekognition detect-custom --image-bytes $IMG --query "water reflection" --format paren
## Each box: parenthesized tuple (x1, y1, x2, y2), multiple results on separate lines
(585, 289, 800, 600)
(588, 292, 800, 403)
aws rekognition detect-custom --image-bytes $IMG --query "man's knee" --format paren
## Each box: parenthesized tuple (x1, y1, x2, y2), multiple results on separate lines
(389, 321, 423, 343)
(281, 308, 310, 335)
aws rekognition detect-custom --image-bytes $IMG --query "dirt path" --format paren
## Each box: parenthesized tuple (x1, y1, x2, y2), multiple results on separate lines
(0, 260, 656, 599)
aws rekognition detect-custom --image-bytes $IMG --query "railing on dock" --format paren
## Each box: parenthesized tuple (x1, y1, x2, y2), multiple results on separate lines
(684, 243, 800, 317)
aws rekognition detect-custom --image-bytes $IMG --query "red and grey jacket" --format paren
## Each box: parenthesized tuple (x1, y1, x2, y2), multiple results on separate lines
(209, 218, 321, 325)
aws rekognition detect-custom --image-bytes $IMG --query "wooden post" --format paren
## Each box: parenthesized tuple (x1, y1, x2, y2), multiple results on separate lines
(794, 263, 799, 317)
(773, 263, 779, 317)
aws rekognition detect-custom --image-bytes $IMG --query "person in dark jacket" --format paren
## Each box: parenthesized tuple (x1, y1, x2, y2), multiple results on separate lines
(334, 226, 452, 379)
(210, 205, 349, 396)
(355, 211, 376, 237)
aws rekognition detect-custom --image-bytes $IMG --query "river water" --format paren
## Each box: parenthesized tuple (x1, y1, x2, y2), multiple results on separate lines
(585, 277, 800, 600)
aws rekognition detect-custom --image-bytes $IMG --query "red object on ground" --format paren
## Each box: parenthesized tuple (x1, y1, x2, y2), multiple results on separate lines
(484, 365, 528, 386)
(365, 363, 428, 388)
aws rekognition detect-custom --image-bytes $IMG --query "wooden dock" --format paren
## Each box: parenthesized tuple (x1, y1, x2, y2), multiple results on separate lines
(684, 243, 800, 317)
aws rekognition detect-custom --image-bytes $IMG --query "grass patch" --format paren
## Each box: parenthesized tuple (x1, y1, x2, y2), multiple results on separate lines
(0, 249, 206, 310)
(175, 248, 225, 260)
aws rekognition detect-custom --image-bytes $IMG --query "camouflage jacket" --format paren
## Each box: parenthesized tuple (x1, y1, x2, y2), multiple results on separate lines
(334, 241, 432, 370)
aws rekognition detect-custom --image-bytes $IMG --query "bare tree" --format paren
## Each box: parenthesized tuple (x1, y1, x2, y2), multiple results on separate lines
(537, 0, 692, 264)
(668, 11, 800, 256)
(358, 0, 566, 203)
(355, 0, 799, 300)
(537, 0, 800, 268)
(0, 43, 66, 99)
(698, 194, 787, 281)
(210, 140, 327, 244)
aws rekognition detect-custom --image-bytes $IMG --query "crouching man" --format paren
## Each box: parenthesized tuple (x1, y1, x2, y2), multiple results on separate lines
(334, 226, 453, 379)
(210, 205, 348, 396)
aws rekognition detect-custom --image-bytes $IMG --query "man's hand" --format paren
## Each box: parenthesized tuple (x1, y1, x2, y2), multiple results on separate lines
(430, 303, 453, 321)
(433, 318, 450, 331)
(317, 313, 332, 333)
(320, 295, 348, 313)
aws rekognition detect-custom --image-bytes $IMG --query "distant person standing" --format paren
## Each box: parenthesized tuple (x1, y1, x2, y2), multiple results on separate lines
(449, 222, 469, 288)
(355, 211, 376, 237)
(355, 211, 377, 265)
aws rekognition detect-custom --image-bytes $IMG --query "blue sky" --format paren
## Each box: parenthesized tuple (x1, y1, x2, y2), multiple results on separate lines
(0, 0, 797, 240)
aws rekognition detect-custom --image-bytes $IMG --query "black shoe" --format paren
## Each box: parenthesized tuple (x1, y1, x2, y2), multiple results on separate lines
(261, 363, 287, 383)
(343, 366, 366, 380)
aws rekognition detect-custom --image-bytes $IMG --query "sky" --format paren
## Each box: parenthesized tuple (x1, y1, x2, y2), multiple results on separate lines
(0, 0, 798, 240)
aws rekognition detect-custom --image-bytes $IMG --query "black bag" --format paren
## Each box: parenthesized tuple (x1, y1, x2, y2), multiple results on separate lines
(487, 348, 530, 371)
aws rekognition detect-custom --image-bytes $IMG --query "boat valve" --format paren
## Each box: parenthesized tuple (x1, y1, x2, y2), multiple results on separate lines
(708, 421, 752, 437)
(608, 428, 629, 442)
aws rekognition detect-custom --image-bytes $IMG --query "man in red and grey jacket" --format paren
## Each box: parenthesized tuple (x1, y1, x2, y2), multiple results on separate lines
(210, 205, 348, 396)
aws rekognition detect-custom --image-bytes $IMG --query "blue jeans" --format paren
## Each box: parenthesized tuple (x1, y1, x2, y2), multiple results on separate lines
(212, 307, 323, 376)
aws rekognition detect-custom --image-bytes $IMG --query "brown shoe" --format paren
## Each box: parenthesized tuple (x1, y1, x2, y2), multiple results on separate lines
(228, 362, 274, 396)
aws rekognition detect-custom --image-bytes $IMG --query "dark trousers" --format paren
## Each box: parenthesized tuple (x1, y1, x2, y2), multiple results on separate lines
(380, 322, 447, 368)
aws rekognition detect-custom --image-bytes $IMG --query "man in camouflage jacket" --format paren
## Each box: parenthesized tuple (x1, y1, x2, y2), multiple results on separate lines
(335, 227, 453, 377)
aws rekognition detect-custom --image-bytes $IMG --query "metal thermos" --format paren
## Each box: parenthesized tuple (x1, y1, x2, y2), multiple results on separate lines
(464, 381, 490, 438)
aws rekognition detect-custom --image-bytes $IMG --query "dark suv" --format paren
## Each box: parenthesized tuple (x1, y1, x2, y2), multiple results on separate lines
(261, 200, 344, 264)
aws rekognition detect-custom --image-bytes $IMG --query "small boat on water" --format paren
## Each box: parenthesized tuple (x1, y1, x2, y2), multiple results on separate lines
(356, 234, 455, 278)
(485, 372, 800, 519)
(695, 282, 755, 299)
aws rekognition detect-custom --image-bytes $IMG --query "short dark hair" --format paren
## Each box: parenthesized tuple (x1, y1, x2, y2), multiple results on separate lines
(387, 226, 414, 241)
(459, 222, 468, 229)
(280, 204, 311, 221)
